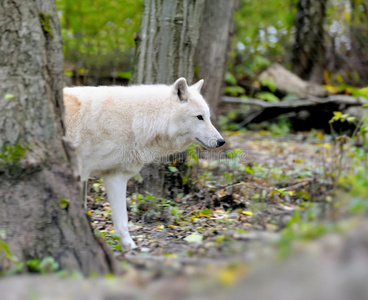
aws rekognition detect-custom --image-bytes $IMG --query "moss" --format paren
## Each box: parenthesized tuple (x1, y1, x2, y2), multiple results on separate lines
(39, 13, 53, 38)
(0, 144, 29, 177)
(0, 144, 27, 166)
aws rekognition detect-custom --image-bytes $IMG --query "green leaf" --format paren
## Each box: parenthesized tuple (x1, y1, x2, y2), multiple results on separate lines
(256, 92, 279, 102)
(347, 116, 356, 123)
(27, 259, 41, 272)
(225, 72, 237, 85)
(224, 86, 245, 96)
(110, 234, 121, 241)
(5, 94, 15, 99)
(37, 257, 59, 273)
(200, 209, 212, 216)
(184, 232, 203, 243)
(260, 78, 276, 92)
(245, 166, 254, 175)
(59, 198, 69, 209)
(168, 166, 178, 172)
(92, 183, 100, 192)
(118, 71, 131, 79)
(0, 240, 13, 258)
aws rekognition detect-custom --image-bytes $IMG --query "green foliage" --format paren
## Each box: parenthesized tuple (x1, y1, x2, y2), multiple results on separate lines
(187, 143, 200, 166)
(267, 117, 291, 136)
(249, 55, 271, 71)
(4, 94, 15, 100)
(260, 78, 276, 92)
(95, 229, 122, 251)
(218, 112, 243, 131)
(348, 197, 368, 214)
(329, 106, 368, 178)
(0, 144, 27, 166)
(59, 198, 69, 209)
(93, 182, 101, 192)
(1, 236, 59, 276)
(200, 209, 212, 216)
(329, 111, 356, 124)
(0, 239, 23, 276)
(131, 193, 184, 222)
(231, 0, 294, 75)
(56, 0, 143, 74)
(39, 13, 53, 37)
(168, 166, 178, 173)
(118, 71, 132, 80)
(277, 208, 338, 257)
(255, 91, 279, 102)
(27, 257, 59, 273)
(186, 146, 249, 187)
(225, 72, 237, 85)
(224, 72, 246, 96)
(224, 86, 245, 97)
(248, 115, 291, 136)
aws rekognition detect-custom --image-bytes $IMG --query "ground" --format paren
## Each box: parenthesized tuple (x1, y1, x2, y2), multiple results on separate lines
(2, 129, 367, 299)
(87, 129, 353, 269)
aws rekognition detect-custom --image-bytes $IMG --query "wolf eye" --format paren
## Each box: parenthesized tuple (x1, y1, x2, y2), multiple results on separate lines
(197, 115, 204, 121)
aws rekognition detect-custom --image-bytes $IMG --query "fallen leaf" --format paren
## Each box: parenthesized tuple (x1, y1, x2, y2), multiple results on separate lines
(184, 232, 203, 243)
(156, 225, 164, 230)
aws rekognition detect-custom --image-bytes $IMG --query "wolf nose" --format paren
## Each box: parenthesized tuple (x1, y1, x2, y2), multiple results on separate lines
(217, 139, 226, 147)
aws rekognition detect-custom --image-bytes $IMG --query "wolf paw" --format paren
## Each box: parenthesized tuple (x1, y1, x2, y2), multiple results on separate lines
(121, 237, 137, 251)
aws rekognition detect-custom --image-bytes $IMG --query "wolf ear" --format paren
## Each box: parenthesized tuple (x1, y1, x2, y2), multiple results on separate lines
(173, 77, 189, 102)
(191, 79, 204, 92)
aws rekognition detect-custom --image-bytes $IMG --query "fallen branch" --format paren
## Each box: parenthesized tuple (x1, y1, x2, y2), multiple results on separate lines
(222, 95, 368, 129)
(222, 95, 368, 108)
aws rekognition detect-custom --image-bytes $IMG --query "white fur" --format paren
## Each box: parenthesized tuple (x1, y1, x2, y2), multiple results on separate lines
(64, 78, 224, 250)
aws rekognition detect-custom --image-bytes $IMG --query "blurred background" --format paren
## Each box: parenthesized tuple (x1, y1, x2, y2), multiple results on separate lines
(57, 0, 368, 88)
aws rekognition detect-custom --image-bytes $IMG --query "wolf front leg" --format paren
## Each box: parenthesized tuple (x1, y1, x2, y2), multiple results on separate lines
(103, 173, 137, 250)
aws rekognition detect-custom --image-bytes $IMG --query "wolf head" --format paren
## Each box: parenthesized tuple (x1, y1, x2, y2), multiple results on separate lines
(169, 77, 225, 150)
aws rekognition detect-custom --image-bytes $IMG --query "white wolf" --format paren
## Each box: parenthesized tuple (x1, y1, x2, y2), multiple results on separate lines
(63, 78, 225, 250)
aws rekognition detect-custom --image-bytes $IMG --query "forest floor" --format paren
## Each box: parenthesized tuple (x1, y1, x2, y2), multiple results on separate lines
(3, 129, 368, 300)
(73, 129, 367, 298)
(88, 129, 349, 261)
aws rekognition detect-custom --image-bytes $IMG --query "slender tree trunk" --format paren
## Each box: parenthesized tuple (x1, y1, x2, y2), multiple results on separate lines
(130, 0, 205, 198)
(291, 0, 328, 83)
(131, 0, 205, 85)
(196, 0, 237, 120)
(0, 0, 116, 275)
(349, 0, 368, 84)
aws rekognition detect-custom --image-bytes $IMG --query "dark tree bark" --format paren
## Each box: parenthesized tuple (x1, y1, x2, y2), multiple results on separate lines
(348, 0, 368, 84)
(196, 0, 237, 120)
(0, 0, 116, 275)
(291, 0, 328, 83)
(130, 0, 205, 198)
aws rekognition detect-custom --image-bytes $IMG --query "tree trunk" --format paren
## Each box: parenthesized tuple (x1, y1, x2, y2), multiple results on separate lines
(291, 0, 328, 83)
(0, 0, 116, 275)
(131, 0, 205, 85)
(130, 0, 205, 198)
(349, 0, 368, 85)
(196, 0, 237, 120)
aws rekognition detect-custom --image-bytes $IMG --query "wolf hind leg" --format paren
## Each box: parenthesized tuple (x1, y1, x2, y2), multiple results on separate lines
(103, 172, 137, 250)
